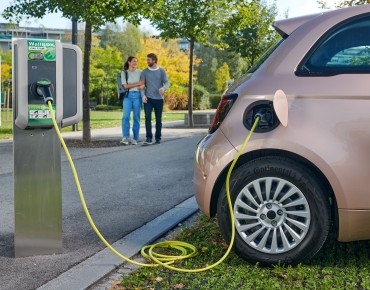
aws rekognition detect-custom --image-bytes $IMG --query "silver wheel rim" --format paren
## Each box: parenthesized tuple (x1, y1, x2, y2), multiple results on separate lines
(234, 177, 311, 254)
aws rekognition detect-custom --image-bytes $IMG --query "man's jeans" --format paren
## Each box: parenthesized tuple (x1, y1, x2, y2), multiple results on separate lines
(144, 97, 163, 141)
(122, 91, 142, 141)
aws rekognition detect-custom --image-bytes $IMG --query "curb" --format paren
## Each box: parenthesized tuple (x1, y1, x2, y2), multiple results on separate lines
(37, 197, 199, 290)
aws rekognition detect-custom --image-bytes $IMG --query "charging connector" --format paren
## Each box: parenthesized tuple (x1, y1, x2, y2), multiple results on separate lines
(244, 101, 279, 132)
(36, 80, 54, 104)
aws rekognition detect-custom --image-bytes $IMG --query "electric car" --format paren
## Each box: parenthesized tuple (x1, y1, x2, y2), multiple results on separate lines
(193, 5, 370, 266)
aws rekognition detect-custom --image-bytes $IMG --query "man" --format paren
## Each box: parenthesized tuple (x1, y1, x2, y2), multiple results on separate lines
(141, 53, 169, 145)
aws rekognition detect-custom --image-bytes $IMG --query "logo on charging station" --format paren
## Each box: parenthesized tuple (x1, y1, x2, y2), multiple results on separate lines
(28, 40, 56, 61)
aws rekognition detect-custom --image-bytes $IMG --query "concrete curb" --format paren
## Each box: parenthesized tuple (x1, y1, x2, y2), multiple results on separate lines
(37, 197, 199, 290)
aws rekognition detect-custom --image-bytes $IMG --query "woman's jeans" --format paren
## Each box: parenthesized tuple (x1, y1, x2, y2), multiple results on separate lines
(122, 91, 142, 140)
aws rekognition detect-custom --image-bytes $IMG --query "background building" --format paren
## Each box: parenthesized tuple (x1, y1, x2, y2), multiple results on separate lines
(0, 22, 78, 52)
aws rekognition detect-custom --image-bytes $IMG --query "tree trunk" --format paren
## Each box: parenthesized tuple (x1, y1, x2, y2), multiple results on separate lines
(187, 37, 195, 128)
(82, 20, 92, 143)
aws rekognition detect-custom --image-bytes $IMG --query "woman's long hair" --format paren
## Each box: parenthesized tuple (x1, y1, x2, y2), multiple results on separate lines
(123, 56, 136, 70)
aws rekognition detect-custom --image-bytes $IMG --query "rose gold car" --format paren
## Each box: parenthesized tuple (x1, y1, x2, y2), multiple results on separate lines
(194, 5, 370, 265)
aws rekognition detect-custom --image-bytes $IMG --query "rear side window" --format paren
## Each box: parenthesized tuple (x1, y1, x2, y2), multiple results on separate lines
(296, 15, 370, 76)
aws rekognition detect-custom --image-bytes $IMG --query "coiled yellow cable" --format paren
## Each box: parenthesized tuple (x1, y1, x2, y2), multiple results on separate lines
(48, 101, 259, 273)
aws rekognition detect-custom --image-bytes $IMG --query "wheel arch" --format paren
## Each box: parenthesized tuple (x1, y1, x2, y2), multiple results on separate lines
(209, 149, 338, 234)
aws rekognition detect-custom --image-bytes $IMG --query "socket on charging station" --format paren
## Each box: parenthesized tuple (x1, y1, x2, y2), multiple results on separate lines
(12, 38, 82, 257)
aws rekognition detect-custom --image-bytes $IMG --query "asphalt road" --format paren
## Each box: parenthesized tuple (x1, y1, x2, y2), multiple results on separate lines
(0, 129, 206, 290)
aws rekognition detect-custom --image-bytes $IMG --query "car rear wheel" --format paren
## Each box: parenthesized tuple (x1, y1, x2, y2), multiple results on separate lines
(217, 156, 331, 266)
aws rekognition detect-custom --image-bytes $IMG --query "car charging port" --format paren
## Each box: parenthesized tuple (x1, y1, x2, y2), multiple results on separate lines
(243, 100, 280, 133)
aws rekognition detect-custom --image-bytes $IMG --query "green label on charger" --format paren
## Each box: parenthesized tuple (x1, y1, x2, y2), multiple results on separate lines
(28, 40, 56, 61)
(28, 104, 56, 126)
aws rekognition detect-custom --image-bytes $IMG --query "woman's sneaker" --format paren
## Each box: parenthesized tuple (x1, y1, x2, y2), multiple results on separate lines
(120, 138, 130, 145)
(131, 139, 138, 145)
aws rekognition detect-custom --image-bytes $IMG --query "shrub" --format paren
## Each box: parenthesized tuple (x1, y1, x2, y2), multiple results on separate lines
(209, 94, 222, 109)
(165, 85, 188, 110)
(95, 104, 122, 111)
(193, 84, 210, 110)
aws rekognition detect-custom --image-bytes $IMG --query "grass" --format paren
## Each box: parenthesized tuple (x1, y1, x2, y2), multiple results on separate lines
(0, 110, 12, 140)
(0, 109, 185, 139)
(118, 215, 370, 289)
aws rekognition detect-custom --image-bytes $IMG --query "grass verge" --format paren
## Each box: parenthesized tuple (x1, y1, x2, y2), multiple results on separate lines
(0, 110, 185, 139)
(118, 215, 370, 289)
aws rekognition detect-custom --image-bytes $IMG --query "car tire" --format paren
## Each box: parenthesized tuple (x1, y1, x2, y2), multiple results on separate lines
(217, 156, 331, 266)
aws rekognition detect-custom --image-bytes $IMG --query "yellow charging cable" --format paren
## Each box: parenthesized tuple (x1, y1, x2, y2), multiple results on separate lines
(48, 101, 259, 273)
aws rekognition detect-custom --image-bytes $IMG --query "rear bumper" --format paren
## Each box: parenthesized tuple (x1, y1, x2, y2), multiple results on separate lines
(193, 130, 236, 216)
(338, 209, 370, 241)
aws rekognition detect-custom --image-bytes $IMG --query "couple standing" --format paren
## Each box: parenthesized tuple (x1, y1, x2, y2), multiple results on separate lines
(120, 53, 169, 145)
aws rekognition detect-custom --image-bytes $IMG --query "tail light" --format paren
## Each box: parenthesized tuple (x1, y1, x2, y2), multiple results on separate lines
(209, 93, 238, 134)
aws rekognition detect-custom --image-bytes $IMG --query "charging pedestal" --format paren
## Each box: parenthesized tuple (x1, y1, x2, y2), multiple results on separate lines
(12, 38, 82, 257)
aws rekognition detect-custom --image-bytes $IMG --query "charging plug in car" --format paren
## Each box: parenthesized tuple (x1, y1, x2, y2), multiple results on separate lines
(36, 80, 54, 104)
(244, 101, 280, 133)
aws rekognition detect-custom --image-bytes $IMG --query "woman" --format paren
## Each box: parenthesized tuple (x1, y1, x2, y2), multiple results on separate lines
(120, 56, 144, 145)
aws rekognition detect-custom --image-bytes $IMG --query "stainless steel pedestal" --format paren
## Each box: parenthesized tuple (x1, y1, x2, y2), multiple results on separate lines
(13, 125, 62, 257)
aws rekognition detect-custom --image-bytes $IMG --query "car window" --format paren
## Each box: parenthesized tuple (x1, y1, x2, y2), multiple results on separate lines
(297, 15, 370, 76)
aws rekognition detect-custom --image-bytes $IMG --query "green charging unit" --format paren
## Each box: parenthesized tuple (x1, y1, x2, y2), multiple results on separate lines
(12, 38, 82, 257)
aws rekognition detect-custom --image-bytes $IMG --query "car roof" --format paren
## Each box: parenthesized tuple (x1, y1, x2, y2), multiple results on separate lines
(272, 5, 370, 38)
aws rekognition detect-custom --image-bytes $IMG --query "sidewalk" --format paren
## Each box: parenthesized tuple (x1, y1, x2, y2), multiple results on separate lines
(61, 120, 207, 142)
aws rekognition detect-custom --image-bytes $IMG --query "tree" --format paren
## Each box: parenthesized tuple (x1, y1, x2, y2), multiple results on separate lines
(318, 0, 370, 8)
(100, 23, 143, 62)
(195, 42, 246, 94)
(90, 45, 123, 104)
(2, 0, 148, 143)
(222, 0, 278, 68)
(146, 0, 236, 127)
(214, 62, 230, 93)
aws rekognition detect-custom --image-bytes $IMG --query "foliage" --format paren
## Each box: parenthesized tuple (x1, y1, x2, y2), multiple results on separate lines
(95, 104, 122, 111)
(318, 0, 370, 8)
(136, 37, 197, 92)
(214, 62, 230, 93)
(165, 85, 188, 110)
(2, 0, 145, 30)
(100, 23, 143, 62)
(209, 93, 222, 109)
(351, 55, 370, 66)
(222, 0, 278, 68)
(193, 84, 210, 110)
(195, 41, 246, 94)
(90, 45, 123, 103)
(147, 0, 232, 43)
(0, 49, 13, 91)
(120, 214, 370, 289)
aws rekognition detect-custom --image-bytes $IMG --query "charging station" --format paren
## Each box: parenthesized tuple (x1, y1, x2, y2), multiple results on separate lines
(12, 38, 82, 257)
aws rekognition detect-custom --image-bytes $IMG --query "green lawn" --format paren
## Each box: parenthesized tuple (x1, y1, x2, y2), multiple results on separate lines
(0, 110, 12, 140)
(120, 215, 370, 289)
(0, 109, 185, 139)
